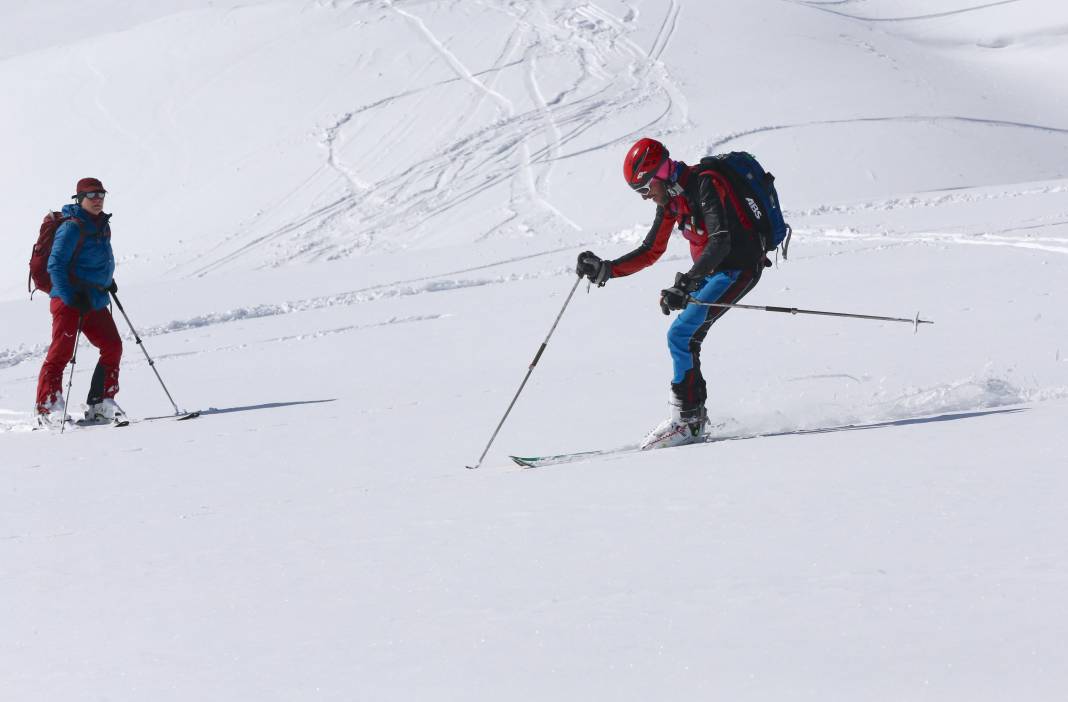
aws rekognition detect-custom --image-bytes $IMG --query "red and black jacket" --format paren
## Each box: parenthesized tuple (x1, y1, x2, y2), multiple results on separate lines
(608, 161, 765, 280)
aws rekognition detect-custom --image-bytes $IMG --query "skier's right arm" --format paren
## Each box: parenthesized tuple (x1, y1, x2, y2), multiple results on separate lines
(47, 222, 78, 306)
(607, 207, 674, 279)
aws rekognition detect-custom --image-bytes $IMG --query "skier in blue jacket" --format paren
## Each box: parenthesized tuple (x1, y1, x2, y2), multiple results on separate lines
(36, 178, 125, 426)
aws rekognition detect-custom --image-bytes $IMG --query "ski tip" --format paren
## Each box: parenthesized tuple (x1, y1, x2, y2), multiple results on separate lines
(509, 456, 537, 468)
(178, 411, 201, 420)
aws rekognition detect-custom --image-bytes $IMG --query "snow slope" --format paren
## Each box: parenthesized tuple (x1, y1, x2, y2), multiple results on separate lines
(2, 1, 1068, 699)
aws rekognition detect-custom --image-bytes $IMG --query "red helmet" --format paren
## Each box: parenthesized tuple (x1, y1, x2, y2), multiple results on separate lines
(623, 138, 668, 189)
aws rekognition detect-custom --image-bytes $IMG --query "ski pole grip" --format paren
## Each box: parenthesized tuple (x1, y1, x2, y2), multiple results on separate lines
(530, 343, 547, 369)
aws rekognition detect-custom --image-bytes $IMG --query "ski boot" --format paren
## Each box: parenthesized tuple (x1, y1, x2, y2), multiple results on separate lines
(84, 398, 128, 425)
(640, 400, 708, 450)
(35, 393, 68, 429)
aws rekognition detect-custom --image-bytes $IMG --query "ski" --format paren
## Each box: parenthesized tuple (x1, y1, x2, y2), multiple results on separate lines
(31, 410, 201, 432)
(32, 418, 128, 431)
(510, 419, 911, 468)
(511, 439, 723, 468)
(512, 422, 741, 468)
(143, 411, 201, 422)
(74, 417, 130, 428)
(510, 449, 623, 468)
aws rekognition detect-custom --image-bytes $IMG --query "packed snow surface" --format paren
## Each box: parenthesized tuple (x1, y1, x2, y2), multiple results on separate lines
(2, 1, 1067, 699)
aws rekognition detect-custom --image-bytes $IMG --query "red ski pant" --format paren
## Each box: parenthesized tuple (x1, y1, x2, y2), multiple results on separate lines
(36, 297, 122, 410)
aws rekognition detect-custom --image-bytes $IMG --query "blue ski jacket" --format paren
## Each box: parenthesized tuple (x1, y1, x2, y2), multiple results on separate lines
(48, 204, 115, 311)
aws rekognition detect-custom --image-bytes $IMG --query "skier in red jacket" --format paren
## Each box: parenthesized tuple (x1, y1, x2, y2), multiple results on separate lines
(577, 138, 772, 449)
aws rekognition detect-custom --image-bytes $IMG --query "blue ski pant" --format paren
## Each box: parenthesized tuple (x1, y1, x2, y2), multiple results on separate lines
(668, 268, 759, 411)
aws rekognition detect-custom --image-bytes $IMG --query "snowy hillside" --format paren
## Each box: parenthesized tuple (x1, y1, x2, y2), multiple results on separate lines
(3, 1, 1068, 699)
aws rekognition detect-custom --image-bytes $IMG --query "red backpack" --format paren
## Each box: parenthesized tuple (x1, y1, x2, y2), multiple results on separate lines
(28, 212, 85, 297)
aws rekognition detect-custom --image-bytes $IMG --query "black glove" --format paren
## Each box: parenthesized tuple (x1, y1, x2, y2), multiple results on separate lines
(71, 290, 93, 313)
(659, 272, 703, 315)
(107, 280, 118, 294)
(576, 251, 611, 287)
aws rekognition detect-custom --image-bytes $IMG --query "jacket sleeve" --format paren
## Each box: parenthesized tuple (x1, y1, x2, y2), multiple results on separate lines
(686, 175, 731, 278)
(608, 207, 675, 278)
(47, 221, 79, 305)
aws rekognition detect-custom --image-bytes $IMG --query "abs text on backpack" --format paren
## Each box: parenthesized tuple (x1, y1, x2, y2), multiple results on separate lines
(699, 152, 792, 259)
(29, 212, 84, 297)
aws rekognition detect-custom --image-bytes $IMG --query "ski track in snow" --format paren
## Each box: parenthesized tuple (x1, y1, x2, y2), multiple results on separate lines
(650, 0, 682, 62)
(791, 183, 1068, 217)
(142, 314, 448, 365)
(790, 182, 1068, 253)
(788, 0, 1023, 23)
(709, 114, 1068, 152)
(799, 228, 1068, 256)
(141, 270, 558, 336)
(177, 0, 688, 273)
(688, 376, 1068, 455)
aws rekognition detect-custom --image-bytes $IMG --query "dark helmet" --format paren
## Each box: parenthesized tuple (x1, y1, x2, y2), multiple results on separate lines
(623, 138, 668, 190)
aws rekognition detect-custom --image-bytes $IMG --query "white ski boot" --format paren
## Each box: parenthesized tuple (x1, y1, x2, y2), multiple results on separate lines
(640, 399, 708, 450)
(35, 393, 68, 429)
(85, 398, 127, 424)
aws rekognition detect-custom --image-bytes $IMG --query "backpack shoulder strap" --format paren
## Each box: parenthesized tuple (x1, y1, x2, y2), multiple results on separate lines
(694, 166, 756, 231)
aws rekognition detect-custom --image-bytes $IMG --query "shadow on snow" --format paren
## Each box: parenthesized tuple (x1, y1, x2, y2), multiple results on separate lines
(197, 399, 338, 416)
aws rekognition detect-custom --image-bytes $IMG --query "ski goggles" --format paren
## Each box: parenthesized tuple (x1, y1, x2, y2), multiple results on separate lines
(630, 179, 657, 195)
(81, 191, 107, 200)
(630, 158, 674, 195)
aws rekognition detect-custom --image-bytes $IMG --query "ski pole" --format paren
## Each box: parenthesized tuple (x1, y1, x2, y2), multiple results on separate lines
(110, 291, 186, 415)
(466, 275, 583, 470)
(685, 298, 934, 332)
(59, 314, 85, 434)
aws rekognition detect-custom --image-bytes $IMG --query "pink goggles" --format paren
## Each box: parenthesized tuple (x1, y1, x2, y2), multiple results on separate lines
(631, 159, 674, 194)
